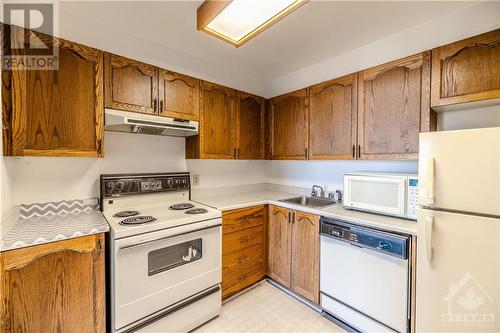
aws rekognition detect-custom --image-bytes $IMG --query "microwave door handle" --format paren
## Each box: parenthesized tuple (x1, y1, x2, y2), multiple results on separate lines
(425, 215, 434, 263)
(426, 157, 435, 206)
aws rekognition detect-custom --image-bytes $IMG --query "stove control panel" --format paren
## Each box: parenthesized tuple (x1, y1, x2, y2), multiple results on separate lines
(101, 173, 191, 198)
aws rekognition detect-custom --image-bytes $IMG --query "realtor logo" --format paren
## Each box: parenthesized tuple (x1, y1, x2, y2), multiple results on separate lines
(441, 273, 496, 329)
(2, 3, 58, 70)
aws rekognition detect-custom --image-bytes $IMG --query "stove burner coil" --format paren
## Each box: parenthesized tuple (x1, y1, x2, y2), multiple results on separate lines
(120, 216, 157, 225)
(169, 203, 195, 210)
(185, 208, 208, 215)
(113, 210, 140, 218)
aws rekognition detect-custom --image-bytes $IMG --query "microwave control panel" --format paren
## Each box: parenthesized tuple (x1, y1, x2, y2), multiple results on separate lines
(407, 177, 419, 219)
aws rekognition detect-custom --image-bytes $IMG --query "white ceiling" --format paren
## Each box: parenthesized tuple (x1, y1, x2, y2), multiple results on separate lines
(58, 1, 483, 96)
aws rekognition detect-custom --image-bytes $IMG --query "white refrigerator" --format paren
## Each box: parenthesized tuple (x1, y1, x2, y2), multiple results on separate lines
(417, 127, 500, 332)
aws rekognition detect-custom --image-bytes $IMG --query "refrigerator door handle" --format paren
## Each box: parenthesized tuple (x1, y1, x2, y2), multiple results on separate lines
(425, 216, 434, 263)
(426, 157, 435, 206)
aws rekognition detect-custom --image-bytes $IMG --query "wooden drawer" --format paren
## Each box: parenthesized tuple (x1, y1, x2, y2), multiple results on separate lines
(222, 225, 264, 255)
(223, 243, 265, 277)
(222, 264, 265, 299)
(222, 205, 265, 235)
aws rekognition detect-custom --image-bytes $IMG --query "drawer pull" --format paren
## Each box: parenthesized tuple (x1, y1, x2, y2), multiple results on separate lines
(238, 255, 248, 263)
(239, 274, 248, 282)
(239, 236, 249, 243)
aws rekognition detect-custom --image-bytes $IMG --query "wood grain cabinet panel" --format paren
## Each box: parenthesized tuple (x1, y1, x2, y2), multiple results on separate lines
(269, 89, 309, 160)
(309, 75, 357, 160)
(0, 234, 105, 333)
(221, 205, 267, 298)
(104, 53, 158, 114)
(290, 211, 319, 303)
(236, 92, 265, 159)
(267, 206, 292, 287)
(431, 29, 500, 108)
(3, 26, 104, 157)
(158, 69, 200, 120)
(358, 52, 431, 160)
(188, 81, 236, 159)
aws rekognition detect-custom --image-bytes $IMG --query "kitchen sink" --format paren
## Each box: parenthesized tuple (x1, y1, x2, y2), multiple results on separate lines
(279, 196, 336, 208)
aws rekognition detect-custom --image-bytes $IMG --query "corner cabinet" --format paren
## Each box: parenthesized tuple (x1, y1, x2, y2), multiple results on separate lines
(268, 206, 319, 304)
(236, 92, 265, 159)
(309, 74, 357, 160)
(186, 83, 266, 160)
(431, 29, 500, 109)
(357, 52, 432, 160)
(0, 234, 105, 333)
(2, 26, 104, 157)
(104, 53, 158, 114)
(269, 89, 309, 160)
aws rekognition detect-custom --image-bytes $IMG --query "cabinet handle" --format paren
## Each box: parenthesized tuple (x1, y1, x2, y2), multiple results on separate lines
(237, 148, 240, 159)
(234, 148, 237, 159)
(160, 100, 164, 113)
(304, 148, 308, 159)
(153, 98, 157, 112)
(238, 255, 248, 263)
(239, 274, 248, 282)
(292, 211, 296, 223)
(97, 238, 102, 256)
(357, 145, 361, 158)
(352, 145, 355, 158)
(288, 211, 291, 223)
(239, 236, 249, 243)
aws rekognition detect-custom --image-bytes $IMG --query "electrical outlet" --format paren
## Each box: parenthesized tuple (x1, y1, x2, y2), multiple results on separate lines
(192, 174, 200, 185)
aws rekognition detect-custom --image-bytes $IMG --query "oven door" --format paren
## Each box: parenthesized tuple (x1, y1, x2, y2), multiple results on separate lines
(112, 219, 222, 330)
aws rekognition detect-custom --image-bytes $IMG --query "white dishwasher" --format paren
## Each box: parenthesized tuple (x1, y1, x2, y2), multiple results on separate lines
(320, 217, 411, 333)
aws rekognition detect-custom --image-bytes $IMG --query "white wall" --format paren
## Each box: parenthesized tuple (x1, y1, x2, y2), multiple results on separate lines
(268, 1, 500, 97)
(3, 132, 186, 207)
(267, 160, 418, 192)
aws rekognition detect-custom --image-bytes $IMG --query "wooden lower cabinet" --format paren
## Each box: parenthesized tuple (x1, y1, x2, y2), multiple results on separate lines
(268, 206, 320, 304)
(0, 234, 105, 333)
(222, 205, 266, 298)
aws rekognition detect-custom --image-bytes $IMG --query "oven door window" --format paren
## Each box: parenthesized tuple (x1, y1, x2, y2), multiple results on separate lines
(148, 238, 202, 276)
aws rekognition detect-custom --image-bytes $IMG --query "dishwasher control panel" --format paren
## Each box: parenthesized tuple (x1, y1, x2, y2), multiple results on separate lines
(320, 217, 409, 259)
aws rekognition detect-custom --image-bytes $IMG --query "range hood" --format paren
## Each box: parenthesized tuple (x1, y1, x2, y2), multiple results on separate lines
(104, 109, 199, 137)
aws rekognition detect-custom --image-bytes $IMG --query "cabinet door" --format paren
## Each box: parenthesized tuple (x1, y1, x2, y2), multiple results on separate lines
(200, 81, 236, 159)
(269, 89, 309, 160)
(309, 74, 357, 160)
(0, 234, 105, 333)
(431, 29, 500, 109)
(358, 52, 431, 160)
(158, 69, 200, 120)
(291, 211, 320, 304)
(267, 206, 292, 288)
(236, 92, 265, 159)
(104, 53, 158, 114)
(5, 27, 104, 157)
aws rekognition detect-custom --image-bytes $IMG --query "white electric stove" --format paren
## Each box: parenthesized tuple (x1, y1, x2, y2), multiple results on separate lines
(101, 172, 222, 333)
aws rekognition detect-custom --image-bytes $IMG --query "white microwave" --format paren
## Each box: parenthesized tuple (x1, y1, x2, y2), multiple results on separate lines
(343, 172, 419, 220)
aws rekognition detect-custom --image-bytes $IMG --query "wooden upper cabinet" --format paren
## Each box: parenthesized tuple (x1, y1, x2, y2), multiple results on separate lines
(104, 53, 158, 114)
(269, 89, 309, 160)
(0, 234, 105, 333)
(358, 52, 431, 160)
(3, 27, 104, 157)
(267, 206, 292, 288)
(236, 92, 265, 159)
(431, 29, 500, 109)
(158, 69, 200, 120)
(309, 74, 357, 160)
(291, 211, 319, 304)
(199, 81, 236, 159)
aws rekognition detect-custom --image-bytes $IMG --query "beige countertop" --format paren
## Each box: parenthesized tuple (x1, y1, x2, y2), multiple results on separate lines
(193, 187, 417, 236)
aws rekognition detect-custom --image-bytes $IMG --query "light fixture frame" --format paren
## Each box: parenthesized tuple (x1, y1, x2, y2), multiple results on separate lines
(197, 0, 308, 47)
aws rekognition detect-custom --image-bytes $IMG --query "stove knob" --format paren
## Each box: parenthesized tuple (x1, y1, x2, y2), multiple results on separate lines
(115, 182, 125, 190)
(106, 182, 114, 190)
(167, 179, 173, 187)
(175, 179, 180, 184)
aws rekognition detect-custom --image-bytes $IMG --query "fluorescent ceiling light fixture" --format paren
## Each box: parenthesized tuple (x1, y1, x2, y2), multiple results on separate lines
(197, 0, 308, 47)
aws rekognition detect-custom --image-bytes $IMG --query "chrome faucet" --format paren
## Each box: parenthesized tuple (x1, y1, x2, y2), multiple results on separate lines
(311, 185, 325, 198)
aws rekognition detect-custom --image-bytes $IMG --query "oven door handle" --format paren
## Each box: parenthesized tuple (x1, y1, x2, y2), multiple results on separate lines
(118, 223, 222, 250)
